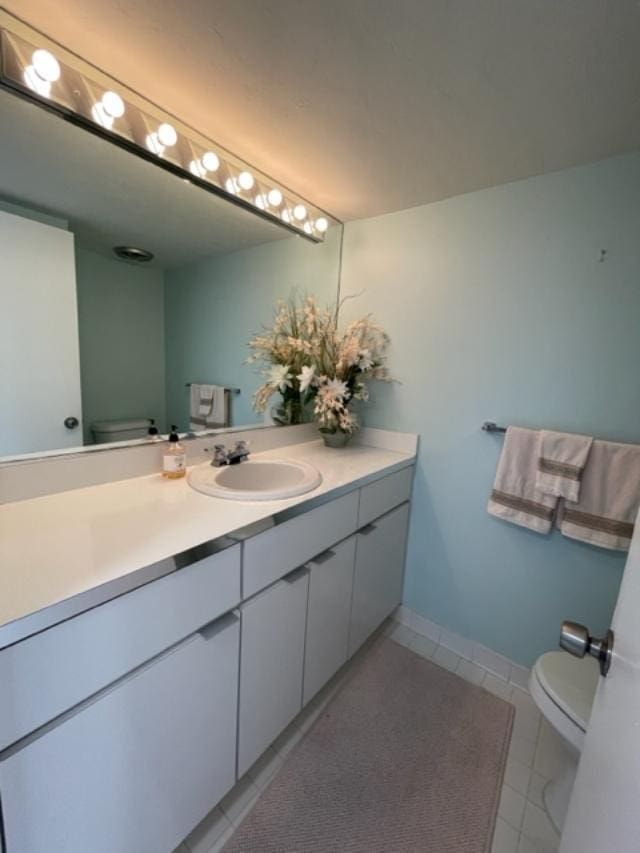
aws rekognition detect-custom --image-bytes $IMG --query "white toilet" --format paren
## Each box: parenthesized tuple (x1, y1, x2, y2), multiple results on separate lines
(91, 417, 153, 444)
(529, 650, 600, 832)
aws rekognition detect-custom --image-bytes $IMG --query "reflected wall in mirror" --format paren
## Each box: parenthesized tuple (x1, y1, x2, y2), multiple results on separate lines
(0, 90, 342, 461)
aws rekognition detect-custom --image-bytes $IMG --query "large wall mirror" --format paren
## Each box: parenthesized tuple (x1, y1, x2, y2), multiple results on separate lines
(0, 88, 342, 461)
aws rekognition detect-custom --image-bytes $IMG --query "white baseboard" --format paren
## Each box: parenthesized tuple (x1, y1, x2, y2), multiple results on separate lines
(392, 605, 531, 692)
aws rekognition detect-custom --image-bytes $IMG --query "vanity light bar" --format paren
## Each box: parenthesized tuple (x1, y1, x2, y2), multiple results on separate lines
(0, 10, 336, 242)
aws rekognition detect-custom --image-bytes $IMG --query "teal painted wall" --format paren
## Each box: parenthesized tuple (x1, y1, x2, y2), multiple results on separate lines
(164, 226, 342, 430)
(75, 248, 166, 442)
(341, 153, 640, 666)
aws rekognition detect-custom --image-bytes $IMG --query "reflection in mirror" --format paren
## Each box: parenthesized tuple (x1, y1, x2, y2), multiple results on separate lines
(0, 89, 342, 461)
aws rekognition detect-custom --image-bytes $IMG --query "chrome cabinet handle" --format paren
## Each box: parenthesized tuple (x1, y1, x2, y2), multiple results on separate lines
(559, 620, 614, 676)
(359, 523, 377, 535)
(64, 416, 79, 429)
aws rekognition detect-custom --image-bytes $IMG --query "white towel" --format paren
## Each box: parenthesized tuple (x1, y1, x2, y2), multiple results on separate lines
(198, 384, 215, 417)
(560, 439, 640, 551)
(488, 427, 557, 534)
(535, 430, 593, 503)
(189, 384, 227, 430)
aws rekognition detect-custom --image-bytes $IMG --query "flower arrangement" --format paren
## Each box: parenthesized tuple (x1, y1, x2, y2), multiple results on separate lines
(248, 293, 393, 442)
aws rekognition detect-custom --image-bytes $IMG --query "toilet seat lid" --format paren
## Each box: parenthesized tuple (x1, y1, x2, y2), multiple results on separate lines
(534, 651, 599, 731)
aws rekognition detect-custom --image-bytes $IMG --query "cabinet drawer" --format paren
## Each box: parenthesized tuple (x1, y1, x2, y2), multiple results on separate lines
(303, 536, 356, 705)
(238, 569, 309, 776)
(243, 491, 359, 598)
(0, 544, 241, 751)
(0, 614, 240, 853)
(358, 466, 414, 528)
(349, 503, 411, 656)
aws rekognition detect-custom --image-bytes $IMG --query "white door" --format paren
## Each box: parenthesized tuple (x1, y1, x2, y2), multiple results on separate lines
(560, 506, 640, 853)
(0, 209, 82, 456)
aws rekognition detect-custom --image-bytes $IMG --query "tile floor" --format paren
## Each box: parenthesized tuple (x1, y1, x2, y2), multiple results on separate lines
(175, 621, 565, 853)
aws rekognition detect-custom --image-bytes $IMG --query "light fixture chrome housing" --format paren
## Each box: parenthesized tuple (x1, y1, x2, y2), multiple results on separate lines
(0, 9, 337, 243)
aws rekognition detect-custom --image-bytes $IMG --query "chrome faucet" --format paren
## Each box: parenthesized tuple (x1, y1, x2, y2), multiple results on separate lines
(209, 440, 250, 466)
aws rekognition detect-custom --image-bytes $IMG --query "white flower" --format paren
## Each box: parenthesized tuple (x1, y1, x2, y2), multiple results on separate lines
(353, 383, 369, 401)
(326, 377, 349, 400)
(339, 410, 359, 433)
(268, 364, 292, 392)
(297, 365, 316, 393)
(358, 349, 374, 371)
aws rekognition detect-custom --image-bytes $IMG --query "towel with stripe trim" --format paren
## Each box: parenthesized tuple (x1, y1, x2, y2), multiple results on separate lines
(534, 430, 593, 503)
(487, 426, 557, 534)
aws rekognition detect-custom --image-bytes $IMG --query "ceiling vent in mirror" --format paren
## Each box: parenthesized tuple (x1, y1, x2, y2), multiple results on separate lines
(113, 246, 154, 263)
(0, 9, 337, 243)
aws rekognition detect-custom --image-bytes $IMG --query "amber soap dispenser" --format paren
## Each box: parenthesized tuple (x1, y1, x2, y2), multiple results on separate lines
(163, 426, 186, 479)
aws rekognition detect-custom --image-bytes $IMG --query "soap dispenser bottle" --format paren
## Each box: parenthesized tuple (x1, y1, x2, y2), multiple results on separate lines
(147, 418, 160, 440)
(163, 426, 186, 479)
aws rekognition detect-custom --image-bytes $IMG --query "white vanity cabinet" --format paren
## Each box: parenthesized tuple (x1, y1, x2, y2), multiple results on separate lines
(349, 502, 411, 656)
(0, 461, 415, 853)
(238, 568, 310, 776)
(0, 614, 240, 853)
(303, 536, 356, 705)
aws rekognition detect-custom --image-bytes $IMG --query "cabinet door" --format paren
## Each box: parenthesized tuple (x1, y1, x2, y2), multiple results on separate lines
(303, 536, 356, 705)
(238, 570, 309, 777)
(0, 614, 239, 853)
(349, 503, 411, 657)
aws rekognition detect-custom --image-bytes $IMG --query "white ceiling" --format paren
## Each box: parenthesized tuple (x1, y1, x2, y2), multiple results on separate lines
(5, 0, 640, 222)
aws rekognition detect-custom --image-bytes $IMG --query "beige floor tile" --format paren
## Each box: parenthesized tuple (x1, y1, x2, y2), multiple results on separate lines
(491, 816, 521, 853)
(411, 633, 438, 660)
(498, 783, 527, 830)
(184, 806, 232, 853)
(521, 802, 560, 853)
(431, 644, 461, 673)
(456, 658, 486, 685)
(504, 756, 532, 796)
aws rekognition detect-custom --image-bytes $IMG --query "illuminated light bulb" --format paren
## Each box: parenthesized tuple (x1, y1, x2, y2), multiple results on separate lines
(267, 189, 283, 207)
(293, 204, 307, 221)
(32, 49, 60, 82)
(102, 91, 125, 118)
(238, 171, 254, 191)
(201, 151, 220, 172)
(91, 102, 113, 129)
(225, 177, 237, 195)
(157, 122, 177, 146)
(189, 159, 206, 178)
(145, 132, 164, 155)
(254, 194, 266, 210)
(303, 222, 313, 235)
(315, 217, 329, 233)
(24, 65, 51, 97)
(281, 209, 291, 224)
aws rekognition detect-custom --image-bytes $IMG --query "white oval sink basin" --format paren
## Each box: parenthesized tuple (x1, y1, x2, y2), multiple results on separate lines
(188, 458, 322, 501)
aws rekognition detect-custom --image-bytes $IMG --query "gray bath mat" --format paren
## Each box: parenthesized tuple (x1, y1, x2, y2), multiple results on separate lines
(224, 636, 514, 852)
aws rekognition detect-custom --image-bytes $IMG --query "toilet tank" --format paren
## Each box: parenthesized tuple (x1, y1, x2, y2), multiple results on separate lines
(91, 418, 152, 444)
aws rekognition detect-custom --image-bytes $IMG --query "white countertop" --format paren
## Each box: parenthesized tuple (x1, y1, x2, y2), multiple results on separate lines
(0, 439, 415, 646)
